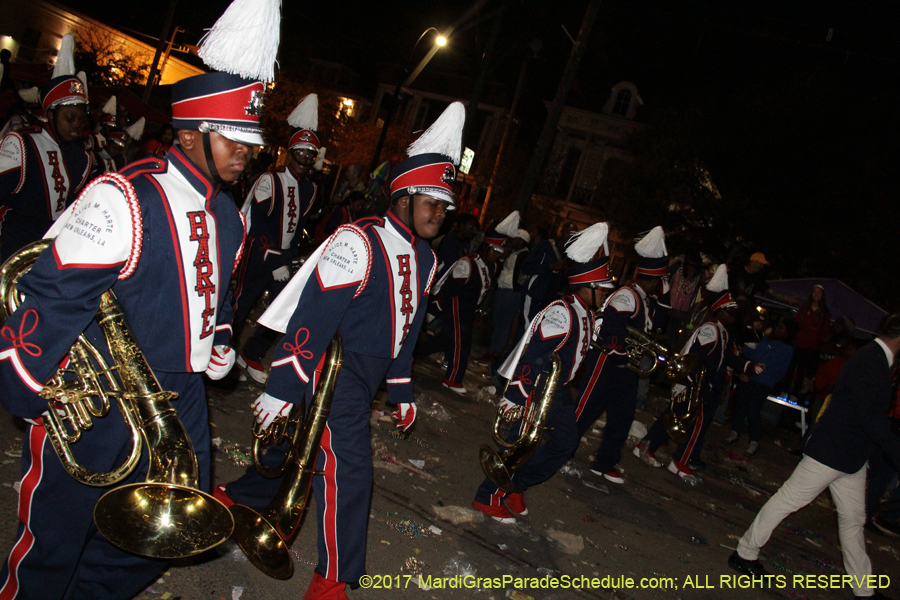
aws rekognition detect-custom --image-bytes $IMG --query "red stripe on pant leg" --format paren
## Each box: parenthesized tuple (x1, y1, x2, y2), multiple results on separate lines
(677, 403, 705, 465)
(575, 353, 607, 421)
(448, 298, 462, 383)
(489, 487, 505, 507)
(319, 424, 340, 581)
(0, 424, 47, 600)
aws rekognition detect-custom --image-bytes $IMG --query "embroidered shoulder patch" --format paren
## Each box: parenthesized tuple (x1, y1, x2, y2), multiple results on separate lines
(50, 175, 137, 274)
(695, 323, 718, 346)
(451, 257, 471, 279)
(0, 134, 23, 172)
(537, 304, 570, 339)
(253, 173, 273, 203)
(315, 226, 370, 292)
(607, 289, 636, 313)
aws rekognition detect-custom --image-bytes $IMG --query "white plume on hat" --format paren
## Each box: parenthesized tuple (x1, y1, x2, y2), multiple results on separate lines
(52, 34, 76, 78)
(706, 264, 729, 293)
(18, 87, 40, 104)
(125, 117, 145, 141)
(495, 210, 520, 237)
(634, 225, 667, 258)
(287, 94, 318, 130)
(314, 146, 326, 171)
(565, 222, 609, 263)
(101, 96, 117, 116)
(406, 101, 465, 165)
(198, 0, 282, 81)
(515, 229, 531, 243)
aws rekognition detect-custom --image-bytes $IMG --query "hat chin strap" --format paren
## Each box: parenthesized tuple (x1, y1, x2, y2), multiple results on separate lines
(201, 130, 234, 189)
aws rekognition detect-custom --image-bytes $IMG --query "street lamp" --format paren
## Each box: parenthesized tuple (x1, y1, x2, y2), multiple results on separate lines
(369, 28, 448, 172)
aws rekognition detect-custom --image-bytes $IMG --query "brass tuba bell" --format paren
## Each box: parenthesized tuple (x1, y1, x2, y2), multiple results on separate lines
(479, 353, 561, 494)
(230, 333, 343, 579)
(622, 326, 698, 384)
(0, 240, 234, 559)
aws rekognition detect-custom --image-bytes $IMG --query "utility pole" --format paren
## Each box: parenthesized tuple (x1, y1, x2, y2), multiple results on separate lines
(479, 59, 527, 226)
(464, 1, 508, 153)
(143, 0, 178, 103)
(513, 0, 602, 214)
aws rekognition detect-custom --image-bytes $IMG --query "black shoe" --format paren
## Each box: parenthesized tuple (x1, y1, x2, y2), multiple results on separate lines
(728, 551, 767, 576)
(873, 518, 900, 538)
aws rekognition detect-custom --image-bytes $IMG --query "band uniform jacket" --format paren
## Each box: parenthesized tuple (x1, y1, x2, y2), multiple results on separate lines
(501, 294, 595, 406)
(0, 146, 245, 418)
(242, 166, 316, 270)
(258, 210, 437, 407)
(0, 125, 92, 254)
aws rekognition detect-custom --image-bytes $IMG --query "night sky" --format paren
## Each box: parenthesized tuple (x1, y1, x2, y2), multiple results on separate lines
(62, 0, 900, 309)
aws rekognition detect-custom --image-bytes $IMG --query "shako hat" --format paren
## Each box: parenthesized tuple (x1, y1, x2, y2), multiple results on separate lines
(287, 93, 320, 151)
(390, 102, 465, 208)
(635, 226, 668, 277)
(483, 210, 521, 252)
(707, 264, 737, 312)
(566, 222, 614, 289)
(172, 0, 282, 146)
(36, 34, 88, 112)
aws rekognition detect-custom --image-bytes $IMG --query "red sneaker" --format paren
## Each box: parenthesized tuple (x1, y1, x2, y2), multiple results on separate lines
(590, 468, 624, 484)
(503, 492, 529, 516)
(212, 483, 234, 508)
(471, 500, 516, 524)
(667, 459, 694, 478)
(237, 352, 268, 384)
(302, 572, 348, 600)
(442, 380, 468, 395)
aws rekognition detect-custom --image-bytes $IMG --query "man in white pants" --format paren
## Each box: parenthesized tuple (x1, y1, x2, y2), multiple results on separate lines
(729, 314, 900, 600)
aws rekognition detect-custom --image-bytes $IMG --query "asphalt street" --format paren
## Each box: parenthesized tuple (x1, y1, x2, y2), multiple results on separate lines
(0, 330, 897, 600)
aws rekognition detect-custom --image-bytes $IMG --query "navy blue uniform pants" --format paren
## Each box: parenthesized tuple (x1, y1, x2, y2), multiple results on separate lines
(731, 381, 772, 442)
(414, 297, 475, 386)
(644, 392, 716, 464)
(232, 245, 289, 341)
(474, 387, 577, 506)
(0, 372, 209, 600)
(225, 351, 389, 585)
(572, 350, 639, 472)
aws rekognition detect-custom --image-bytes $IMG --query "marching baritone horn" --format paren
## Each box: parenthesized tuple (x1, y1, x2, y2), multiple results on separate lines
(663, 366, 707, 444)
(230, 333, 343, 580)
(0, 240, 234, 559)
(594, 324, 697, 384)
(479, 353, 561, 494)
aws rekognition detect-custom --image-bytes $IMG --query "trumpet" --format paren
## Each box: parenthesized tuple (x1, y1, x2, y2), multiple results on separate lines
(0, 240, 234, 559)
(594, 325, 697, 384)
(663, 367, 706, 444)
(230, 333, 343, 579)
(479, 354, 561, 494)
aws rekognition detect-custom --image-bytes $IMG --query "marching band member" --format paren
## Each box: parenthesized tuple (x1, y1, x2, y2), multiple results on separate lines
(638, 265, 764, 480)
(472, 222, 613, 522)
(0, 34, 92, 259)
(0, 0, 281, 596)
(218, 102, 465, 599)
(572, 226, 668, 484)
(415, 215, 516, 394)
(233, 93, 321, 384)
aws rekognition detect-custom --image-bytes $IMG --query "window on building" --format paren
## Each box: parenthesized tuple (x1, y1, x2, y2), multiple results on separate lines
(555, 146, 582, 197)
(612, 89, 631, 117)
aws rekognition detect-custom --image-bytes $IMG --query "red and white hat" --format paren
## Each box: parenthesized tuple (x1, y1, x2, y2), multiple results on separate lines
(99, 96, 117, 125)
(707, 264, 737, 312)
(287, 94, 320, 151)
(36, 34, 88, 112)
(172, 0, 282, 146)
(635, 226, 668, 277)
(390, 102, 465, 208)
(566, 222, 615, 289)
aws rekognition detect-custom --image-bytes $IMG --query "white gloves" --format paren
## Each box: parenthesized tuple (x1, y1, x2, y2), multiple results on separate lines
(206, 345, 236, 380)
(750, 362, 766, 376)
(499, 398, 524, 421)
(272, 266, 291, 282)
(251, 393, 292, 431)
(392, 403, 417, 432)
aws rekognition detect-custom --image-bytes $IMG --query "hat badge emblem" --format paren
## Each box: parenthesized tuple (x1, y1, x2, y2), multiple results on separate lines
(441, 165, 455, 184)
(69, 80, 84, 95)
(244, 90, 265, 117)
